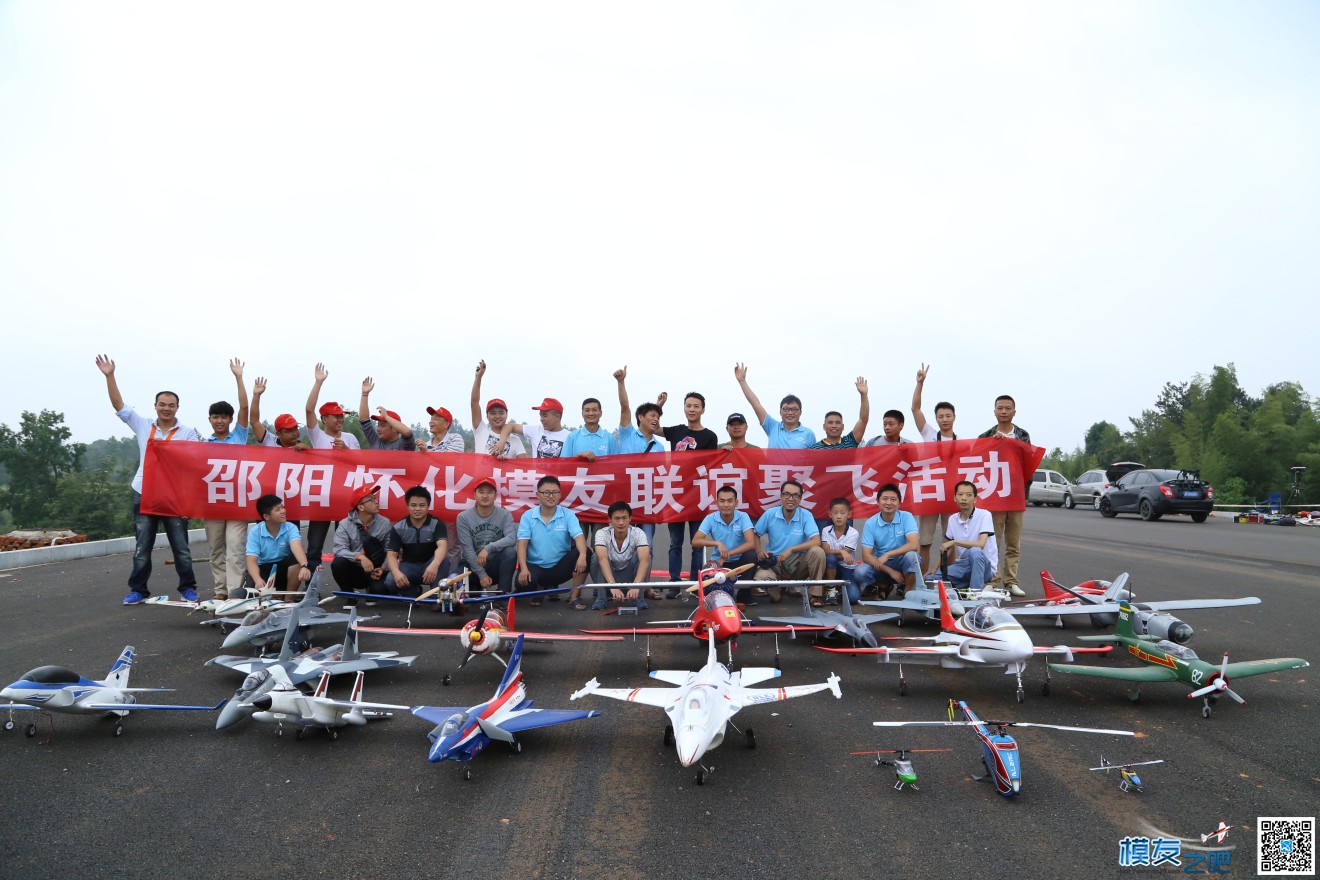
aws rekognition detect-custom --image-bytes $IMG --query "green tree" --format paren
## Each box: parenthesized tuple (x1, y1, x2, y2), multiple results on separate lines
(52, 464, 134, 540)
(0, 410, 86, 528)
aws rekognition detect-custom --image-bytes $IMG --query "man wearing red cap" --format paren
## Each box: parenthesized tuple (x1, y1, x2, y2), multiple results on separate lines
(331, 484, 394, 605)
(304, 363, 361, 562)
(470, 360, 526, 458)
(359, 376, 417, 451)
(250, 376, 306, 449)
(498, 397, 570, 459)
(419, 406, 465, 453)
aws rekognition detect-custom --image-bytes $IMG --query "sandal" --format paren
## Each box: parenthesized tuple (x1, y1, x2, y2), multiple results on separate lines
(810, 598, 825, 608)
(572, 601, 589, 611)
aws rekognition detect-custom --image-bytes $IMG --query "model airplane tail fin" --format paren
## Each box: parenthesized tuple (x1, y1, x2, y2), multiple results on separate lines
(1040, 570, 1070, 603)
(341, 608, 361, 661)
(506, 596, 516, 631)
(937, 580, 957, 632)
(1115, 602, 1137, 639)
(277, 607, 302, 661)
(705, 627, 719, 666)
(300, 564, 324, 607)
(799, 582, 813, 617)
(496, 634, 526, 696)
(312, 671, 331, 699)
(840, 581, 853, 616)
(105, 646, 135, 688)
(349, 671, 365, 703)
(1103, 573, 1131, 602)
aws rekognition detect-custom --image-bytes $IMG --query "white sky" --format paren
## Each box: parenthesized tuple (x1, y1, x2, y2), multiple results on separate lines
(2, 1, 1317, 453)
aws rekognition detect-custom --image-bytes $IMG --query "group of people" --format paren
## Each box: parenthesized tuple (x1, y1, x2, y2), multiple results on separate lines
(95, 356, 1033, 609)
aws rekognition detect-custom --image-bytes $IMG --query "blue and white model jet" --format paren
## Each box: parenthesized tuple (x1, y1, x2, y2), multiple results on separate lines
(1, 646, 223, 738)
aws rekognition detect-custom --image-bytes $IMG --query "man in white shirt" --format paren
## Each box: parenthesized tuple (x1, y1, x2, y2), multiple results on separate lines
(933, 481, 998, 593)
(470, 360, 526, 458)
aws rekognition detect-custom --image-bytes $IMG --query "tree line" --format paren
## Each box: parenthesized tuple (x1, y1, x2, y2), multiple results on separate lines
(1, 364, 1314, 538)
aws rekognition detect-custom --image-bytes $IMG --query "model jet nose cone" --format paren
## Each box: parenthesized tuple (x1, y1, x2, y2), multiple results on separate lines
(0, 685, 18, 700)
(221, 628, 249, 650)
(215, 700, 254, 730)
(675, 732, 707, 767)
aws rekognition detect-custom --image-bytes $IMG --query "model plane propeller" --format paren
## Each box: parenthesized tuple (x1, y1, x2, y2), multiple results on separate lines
(873, 699, 1134, 797)
(1048, 601, 1309, 718)
(571, 628, 842, 785)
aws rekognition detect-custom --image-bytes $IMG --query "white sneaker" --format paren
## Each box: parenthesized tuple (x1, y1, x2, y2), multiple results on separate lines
(1008, 584, 1026, 597)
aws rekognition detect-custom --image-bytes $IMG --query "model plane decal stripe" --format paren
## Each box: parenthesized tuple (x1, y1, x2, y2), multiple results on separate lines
(1127, 644, 1177, 669)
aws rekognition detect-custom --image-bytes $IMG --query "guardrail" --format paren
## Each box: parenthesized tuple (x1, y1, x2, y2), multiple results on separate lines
(0, 529, 209, 572)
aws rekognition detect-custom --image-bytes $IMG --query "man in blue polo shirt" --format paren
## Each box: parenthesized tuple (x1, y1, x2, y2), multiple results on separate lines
(752, 480, 827, 604)
(733, 362, 817, 449)
(516, 475, 589, 607)
(853, 483, 922, 600)
(692, 485, 759, 606)
(244, 494, 312, 592)
(562, 397, 618, 461)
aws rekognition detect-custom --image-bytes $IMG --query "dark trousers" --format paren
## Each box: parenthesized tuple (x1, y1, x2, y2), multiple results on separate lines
(521, 548, 577, 592)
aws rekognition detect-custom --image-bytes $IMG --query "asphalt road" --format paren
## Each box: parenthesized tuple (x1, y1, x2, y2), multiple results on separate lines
(1, 508, 1315, 880)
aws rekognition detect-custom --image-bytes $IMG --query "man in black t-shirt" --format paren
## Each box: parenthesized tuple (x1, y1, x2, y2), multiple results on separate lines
(657, 390, 719, 598)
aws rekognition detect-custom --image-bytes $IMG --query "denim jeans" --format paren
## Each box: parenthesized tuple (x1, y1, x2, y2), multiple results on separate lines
(384, 558, 450, 597)
(668, 520, 703, 580)
(853, 551, 921, 596)
(129, 492, 196, 596)
(830, 563, 861, 603)
(944, 547, 994, 592)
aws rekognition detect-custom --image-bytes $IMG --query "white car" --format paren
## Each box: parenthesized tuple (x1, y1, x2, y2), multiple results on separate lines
(1068, 469, 1109, 510)
(1028, 469, 1072, 507)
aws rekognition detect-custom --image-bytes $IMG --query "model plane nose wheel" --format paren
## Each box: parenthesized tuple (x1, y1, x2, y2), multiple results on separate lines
(696, 768, 706, 785)
(329, 729, 339, 740)
(1042, 681, 1050, 697)
(3, 720, 12, 732)
(1202, 701, 1212, 719)
(113, 724, 123, 737)
(464, 768, 472, 781)
(442, 675, 451, 686)
(898, 680, 907, 697)
(25, 723, 37, 738)
(1015, 688, 1024, 703)
(511, 740, 522, 754)
(774, 657, 781, 671)
(646, 657, 653, 673)
(663, 724, 674, 747)
(1127, 689, 1141, 703)
(745, 728, 756, 750)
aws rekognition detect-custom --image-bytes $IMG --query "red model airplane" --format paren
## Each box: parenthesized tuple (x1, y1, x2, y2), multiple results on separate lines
(580, 564, 834, 668)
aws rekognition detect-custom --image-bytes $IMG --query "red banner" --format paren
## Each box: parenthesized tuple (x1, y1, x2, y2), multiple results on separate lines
(142, 439, 1044, 523)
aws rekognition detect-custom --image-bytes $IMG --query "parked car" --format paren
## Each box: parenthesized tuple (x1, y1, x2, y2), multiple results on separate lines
(1070, 462, 1145, 510)
(1098, 468, 1214, 522)
(1028, 469, 1072, 507)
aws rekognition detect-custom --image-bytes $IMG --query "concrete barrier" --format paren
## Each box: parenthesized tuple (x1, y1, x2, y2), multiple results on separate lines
(0, 529, 209, 572)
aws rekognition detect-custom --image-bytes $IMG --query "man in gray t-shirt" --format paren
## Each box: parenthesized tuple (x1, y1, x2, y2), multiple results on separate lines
(457, 478, 518, 593)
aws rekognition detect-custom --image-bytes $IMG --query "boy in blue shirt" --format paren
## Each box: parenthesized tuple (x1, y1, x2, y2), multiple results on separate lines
(244, 493, 312, 593)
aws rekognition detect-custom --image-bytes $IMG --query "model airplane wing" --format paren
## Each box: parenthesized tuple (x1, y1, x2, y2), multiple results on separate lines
(357, 624, 620, 642)
(83, 700, 227, 711)
(738, 673, 842, 705)
(650, 670, 694, 686)
(1047, 663, 1180, 682)
(1032, 645, 1114, 657)
(858, 597, 938, 612)
(1222, 657, 1309, 677)
(497, 706, 602, 732)
(332, 584, 567, 606)
(569, 678, 675, 708)
(816, 644, 960, 657)
(1008, 597, 1262, 617)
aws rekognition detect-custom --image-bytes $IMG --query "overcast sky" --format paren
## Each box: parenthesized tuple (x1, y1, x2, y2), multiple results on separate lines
(2, 2, 1316, 454)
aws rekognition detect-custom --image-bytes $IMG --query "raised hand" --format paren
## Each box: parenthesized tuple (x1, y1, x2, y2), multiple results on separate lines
(361, 376, 375, 396)
(613, 366, 627, 381)
(475, 359, 486, 377)
(916, 363, 928, 383)
(314, 363, 328, 383)
(95, 354, 115, 375)
(734, 362, 748, 382)
(253, 376, 267, 396)
(856, 376, 868, 395)
(229, 358, 245, 378)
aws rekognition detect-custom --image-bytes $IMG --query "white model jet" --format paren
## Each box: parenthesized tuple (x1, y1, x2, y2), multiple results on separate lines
(236, 667, 407, 740)
(571, 629, 842, 785)
(819, 578, 1113, 701)
(1, 646, 223, 738)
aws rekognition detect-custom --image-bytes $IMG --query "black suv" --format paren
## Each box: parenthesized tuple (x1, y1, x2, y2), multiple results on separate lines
(1098, 468, 1214, 522)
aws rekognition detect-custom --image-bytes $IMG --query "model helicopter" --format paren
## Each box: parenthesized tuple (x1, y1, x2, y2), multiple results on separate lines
(849, 747, 952, 791)
(1090, 755, 1164, 793)
(873, 699, 1134, 797)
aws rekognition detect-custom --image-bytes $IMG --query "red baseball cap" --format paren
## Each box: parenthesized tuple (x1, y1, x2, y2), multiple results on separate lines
(273, 413, 299, 430)
(427, 406, 453, 423)
(347, 483, 380, 515)
(473, 477, 498, 493)
(532, 397, 564, 413)
(371, 410, 402, 423)
(318, 402, 346, 417)
(485, 398, 507, 413)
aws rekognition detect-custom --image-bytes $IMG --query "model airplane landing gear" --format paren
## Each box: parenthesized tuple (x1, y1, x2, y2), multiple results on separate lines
(897, 663, 907, 697)
(464, 768, 473, 781)
(1014, 667, 1026, 703)
(695, 764, 713, 785)
(1201, 697, 1215, 719)
(1042, 666, 1052, 697)
(663, 724, 674, 747)
(1127, 688, 1141, 703)
(26, 723, 37, 738)
(511, 740, 522, 754)
(3, 719, 12, 732)
(442, 675, 451, 686)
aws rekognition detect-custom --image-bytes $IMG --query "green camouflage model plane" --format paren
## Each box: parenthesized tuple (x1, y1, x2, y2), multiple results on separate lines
(1048, 602, 1309, 718)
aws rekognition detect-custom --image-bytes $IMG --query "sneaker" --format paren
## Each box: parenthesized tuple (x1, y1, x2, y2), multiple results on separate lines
(664, 588, 680, 600)
(180, 588, 199, 603)
(1008, 584, 1026, 597)
(122, 591, 148, 606)
(825, 588, 839, 606)
(591, 599, 607, 611)
(636, 598, 649, 611)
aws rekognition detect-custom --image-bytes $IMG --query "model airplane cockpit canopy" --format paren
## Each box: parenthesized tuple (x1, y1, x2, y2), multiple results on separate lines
(19, 666, 83, 685)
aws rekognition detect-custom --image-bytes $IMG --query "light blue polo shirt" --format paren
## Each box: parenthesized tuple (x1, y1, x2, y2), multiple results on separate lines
(562, 425, 618, 458)
(206, 426, 249, 445)
(246, 520, 303, 565)
(517, 505, 584, 567)
(615, 424, 667, 455)
(754, 506, 819, 555)
(761, 415, 817, 449)
(697, 510, 755, 565)
(860, 510, 919, 555)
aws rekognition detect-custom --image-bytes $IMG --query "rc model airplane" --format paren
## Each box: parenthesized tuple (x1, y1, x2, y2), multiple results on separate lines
(571, 629, 842, 785)
(756, 579, 898, 647)
(1, 646, 223, 738)
(236, 667, 405, 740)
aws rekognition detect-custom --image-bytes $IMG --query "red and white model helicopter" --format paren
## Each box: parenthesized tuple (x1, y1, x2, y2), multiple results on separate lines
(581, 564, 834, 669)
(818, 577, 1113, 701)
